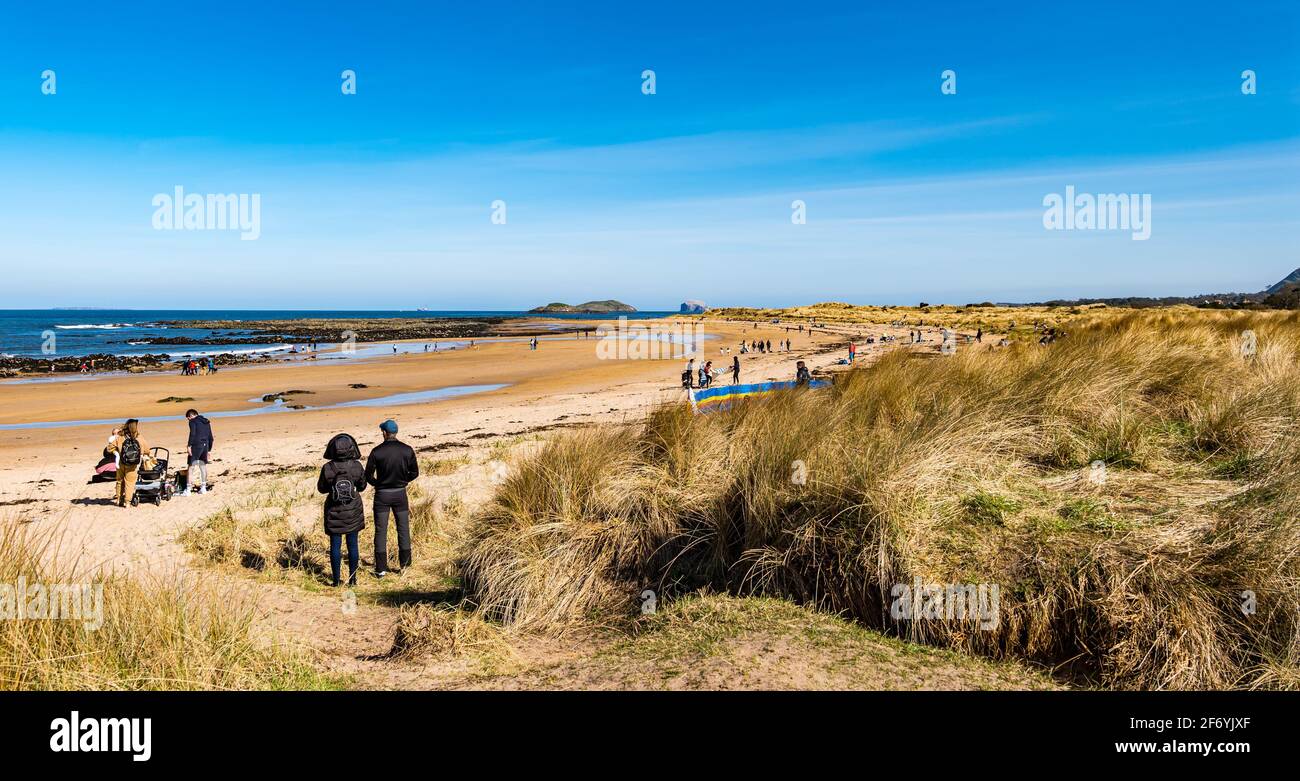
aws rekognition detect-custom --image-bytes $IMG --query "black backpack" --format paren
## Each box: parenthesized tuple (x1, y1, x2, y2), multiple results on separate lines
(331, 475, 357, 505)
(120, 436, 142, 467)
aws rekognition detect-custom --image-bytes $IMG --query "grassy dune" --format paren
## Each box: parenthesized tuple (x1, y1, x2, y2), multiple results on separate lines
(703, 300, 1128, 337)
(461, 309, 1300, 689)
(0, 517, 332, 690)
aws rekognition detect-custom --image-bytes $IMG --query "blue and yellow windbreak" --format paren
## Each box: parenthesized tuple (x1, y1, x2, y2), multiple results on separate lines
(689, 379, 830, 413)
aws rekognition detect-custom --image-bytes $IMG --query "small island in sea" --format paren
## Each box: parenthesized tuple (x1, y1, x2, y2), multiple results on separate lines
(528, 300, 636, 313)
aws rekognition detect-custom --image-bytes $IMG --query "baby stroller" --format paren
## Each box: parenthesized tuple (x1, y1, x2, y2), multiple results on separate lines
(132, 447, 173, 506)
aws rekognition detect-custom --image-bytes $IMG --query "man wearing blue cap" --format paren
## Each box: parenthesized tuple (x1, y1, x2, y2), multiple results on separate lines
(365, 418, 420, 577)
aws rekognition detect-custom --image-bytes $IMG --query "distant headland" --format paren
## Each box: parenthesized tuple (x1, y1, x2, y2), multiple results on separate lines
(528, 300, 636, 314)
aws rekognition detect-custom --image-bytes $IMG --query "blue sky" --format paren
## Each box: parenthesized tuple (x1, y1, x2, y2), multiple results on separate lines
(0, 1, 1297, 309)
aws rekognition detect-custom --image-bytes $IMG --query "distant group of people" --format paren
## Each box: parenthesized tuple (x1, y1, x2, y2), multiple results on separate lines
(683, 358, 715, 388)
(180, 357, 216, 375)
(681, 354, 812, 390)
(739, 339, 792, 355)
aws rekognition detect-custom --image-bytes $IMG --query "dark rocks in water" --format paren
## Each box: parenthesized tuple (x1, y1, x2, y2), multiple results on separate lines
(157, 396, 195, 404)
(156, 317, 506, 343)
(262, 390, 314, 403)
(349, 383, 368, 389)
(113, 336, 291, 346)
(0, 352, 170, 375)
(0, 349, 274, 377)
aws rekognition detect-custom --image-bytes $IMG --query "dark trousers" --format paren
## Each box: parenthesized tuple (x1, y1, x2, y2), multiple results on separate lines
(330, 531, 359, 585)
(372, 488, 411, 571)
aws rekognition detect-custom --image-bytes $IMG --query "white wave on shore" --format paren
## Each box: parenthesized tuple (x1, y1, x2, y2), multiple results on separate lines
(53, 323, 135, 330)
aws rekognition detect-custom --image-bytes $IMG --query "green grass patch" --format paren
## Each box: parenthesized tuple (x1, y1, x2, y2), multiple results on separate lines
(960, 492, 1021, 526)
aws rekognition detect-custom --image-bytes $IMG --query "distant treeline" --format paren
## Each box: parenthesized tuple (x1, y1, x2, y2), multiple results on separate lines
(1027, 283, 1300, 311)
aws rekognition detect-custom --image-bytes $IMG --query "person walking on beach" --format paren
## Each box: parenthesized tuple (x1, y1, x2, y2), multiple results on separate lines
(685, 357, 696, 389)
(107, 419, 150, 507)
(183, 409, 214, 496)
(317, 433, 367, 587)
(365, 419, 419, 577)
(731, 355, 740, 384)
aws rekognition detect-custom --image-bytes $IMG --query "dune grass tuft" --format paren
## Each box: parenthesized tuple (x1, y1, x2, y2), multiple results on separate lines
(0, 516, 332, 690)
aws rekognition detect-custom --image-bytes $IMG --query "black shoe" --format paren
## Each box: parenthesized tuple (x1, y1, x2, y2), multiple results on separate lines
(331, 578, 341, 587)
(398, 549, 412, 569)
(347, 572, 357, 587)
(374, 570, 387, 579)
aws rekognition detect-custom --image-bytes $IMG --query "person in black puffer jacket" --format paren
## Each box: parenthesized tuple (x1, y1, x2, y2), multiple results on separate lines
(317, 433, 368, 586)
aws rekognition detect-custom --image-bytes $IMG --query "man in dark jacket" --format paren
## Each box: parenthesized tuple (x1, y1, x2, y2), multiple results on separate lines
(365, 419, 419, 577)
(183, 409, 214, 495)
(318, 433, 367, 587)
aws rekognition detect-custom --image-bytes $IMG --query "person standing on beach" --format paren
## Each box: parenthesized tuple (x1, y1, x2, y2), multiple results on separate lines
(318, 433, 367, 587)
(365, 419, 419, 577)
(107, 419, 150, 507)
(731, 355, 740, 384)
(183, 409, 214, 496)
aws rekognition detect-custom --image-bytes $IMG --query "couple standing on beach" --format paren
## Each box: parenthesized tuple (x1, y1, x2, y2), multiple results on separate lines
(317, 419, 419, 587)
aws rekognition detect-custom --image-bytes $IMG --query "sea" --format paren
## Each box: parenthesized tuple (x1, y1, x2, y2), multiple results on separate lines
(0, 310, 676, 358)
